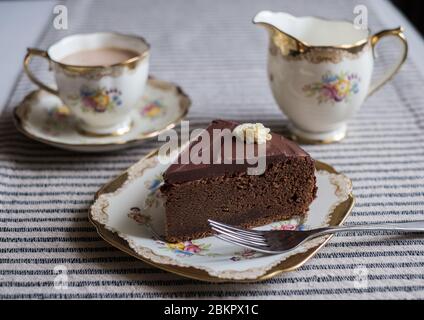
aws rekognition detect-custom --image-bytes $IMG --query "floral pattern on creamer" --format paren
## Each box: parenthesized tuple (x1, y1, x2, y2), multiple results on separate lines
(42, 105, 71, 135)
(68, 86, 123, 113)
(141, 100, 165, 119)
(156, 240, 216, 258)
(303, 71, 360, 104)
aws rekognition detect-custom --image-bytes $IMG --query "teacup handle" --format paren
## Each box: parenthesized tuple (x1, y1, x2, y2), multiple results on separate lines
(24, 48, 59, 96)
(368, 27, 408, 96)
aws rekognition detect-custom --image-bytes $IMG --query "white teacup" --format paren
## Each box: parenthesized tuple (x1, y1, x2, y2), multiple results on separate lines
(254, 11, 408, 143)
(24, 32, 150, 136)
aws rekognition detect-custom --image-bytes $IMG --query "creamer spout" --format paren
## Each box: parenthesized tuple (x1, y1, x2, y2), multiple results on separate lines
(253, 10, 291, 34)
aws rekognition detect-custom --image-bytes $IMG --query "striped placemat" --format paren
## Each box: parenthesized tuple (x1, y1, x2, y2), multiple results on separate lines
(1, 0, 424, 299)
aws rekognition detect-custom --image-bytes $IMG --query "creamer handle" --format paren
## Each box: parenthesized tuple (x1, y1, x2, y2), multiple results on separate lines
(367, 27, 408, 97)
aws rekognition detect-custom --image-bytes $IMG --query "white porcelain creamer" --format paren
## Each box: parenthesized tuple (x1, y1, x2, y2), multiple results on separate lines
(253, 11, 408, 143)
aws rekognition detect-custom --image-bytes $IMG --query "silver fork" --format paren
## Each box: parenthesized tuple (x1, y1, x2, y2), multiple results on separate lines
(208, 219, 424, 254)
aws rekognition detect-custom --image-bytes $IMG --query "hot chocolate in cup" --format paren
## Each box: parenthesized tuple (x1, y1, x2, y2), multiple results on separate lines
(24, 32, 150, 136)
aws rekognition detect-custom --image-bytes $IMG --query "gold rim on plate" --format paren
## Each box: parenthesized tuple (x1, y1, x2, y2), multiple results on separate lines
(88, 150, 355, 283)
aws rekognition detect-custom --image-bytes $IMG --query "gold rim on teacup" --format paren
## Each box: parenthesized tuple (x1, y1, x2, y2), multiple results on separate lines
(24, 32, 150, 96)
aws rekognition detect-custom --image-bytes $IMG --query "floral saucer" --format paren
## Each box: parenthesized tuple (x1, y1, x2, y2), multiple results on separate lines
(89, 149, 355, 282)
(13, 77, 191, 152)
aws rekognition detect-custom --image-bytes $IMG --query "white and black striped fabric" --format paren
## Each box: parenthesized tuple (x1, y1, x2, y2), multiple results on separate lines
(1, 0, 424, 299)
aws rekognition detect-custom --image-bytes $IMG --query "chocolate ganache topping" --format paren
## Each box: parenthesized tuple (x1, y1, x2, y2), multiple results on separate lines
(163, 120, 311, 184)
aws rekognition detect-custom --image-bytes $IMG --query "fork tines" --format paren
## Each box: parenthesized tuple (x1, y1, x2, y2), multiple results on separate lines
(208, 219, 274, 254)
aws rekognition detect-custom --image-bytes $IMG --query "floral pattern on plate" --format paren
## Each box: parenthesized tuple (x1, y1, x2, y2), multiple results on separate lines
(128, 207, 152, 226)
(144, 175, 164, 208)
(230, 249, 262, 261)
(141, 100, 166, 119)
(128, 205, 216, 258)
(156, 240, 217, 258)
(42, 105, 71, 135)
(269, 217, 305, 231)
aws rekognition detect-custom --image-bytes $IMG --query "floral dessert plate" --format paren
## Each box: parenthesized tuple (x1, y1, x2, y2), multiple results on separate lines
(13, 77, 191, 152)
(89, 149, 355, 282)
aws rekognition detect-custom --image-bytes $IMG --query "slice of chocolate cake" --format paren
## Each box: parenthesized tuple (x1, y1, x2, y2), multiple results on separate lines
(160, 120, 317, 242)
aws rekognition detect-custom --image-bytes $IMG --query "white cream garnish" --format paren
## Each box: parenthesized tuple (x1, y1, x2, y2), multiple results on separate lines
(232, 123, 272, 144)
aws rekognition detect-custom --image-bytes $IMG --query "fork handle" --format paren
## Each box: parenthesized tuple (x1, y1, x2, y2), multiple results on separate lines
(317, 221, 424, 235)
